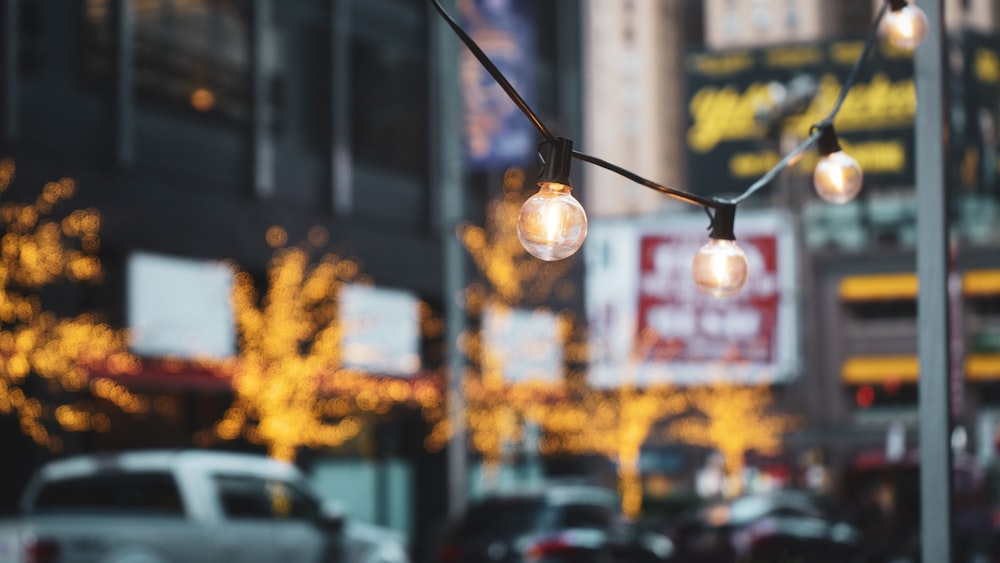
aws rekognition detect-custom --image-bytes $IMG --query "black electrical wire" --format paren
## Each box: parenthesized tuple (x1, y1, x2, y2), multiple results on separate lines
(730, 0, 892, 204)
(430, 0, 896, 212)
(428, 0, 557, 145)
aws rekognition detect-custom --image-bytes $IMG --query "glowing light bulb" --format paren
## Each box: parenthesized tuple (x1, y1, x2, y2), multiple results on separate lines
(813, 151, 863, 203)
(882, 3, 929, 50)
(692, 239, 748, 298)
(517, 182, 588, 261)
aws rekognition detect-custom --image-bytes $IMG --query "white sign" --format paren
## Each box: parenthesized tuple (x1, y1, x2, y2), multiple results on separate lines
(340, 284, 421, 377)
(127, 252, 235, 360)
(483, 305, 563, 384)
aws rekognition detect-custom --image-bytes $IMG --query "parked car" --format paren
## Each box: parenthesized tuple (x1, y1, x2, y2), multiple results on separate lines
(664, 489, 863, 563)
(433, 483, 675, 563)
(0, 449, 409, 563)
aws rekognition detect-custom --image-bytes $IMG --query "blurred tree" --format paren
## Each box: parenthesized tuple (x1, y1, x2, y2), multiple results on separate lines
(0, 158, 138, 452)
(667, 382, 800, 496)
(536, 382, 687, 517)
(214, 230, 443, 462)
(534, 328, 687, 518)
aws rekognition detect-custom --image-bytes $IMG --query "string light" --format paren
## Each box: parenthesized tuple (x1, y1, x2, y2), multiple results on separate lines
(812, 123, 864, 203)
(883, 0, 930, 50)
(430, 0, 921, 298)
(691, 204, 749, 298)
(517, 138, 588, 262)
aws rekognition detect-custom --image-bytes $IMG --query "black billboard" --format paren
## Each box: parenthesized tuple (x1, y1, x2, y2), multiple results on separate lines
(684, 39, 919, 200)
(958, 31, 1000, 198)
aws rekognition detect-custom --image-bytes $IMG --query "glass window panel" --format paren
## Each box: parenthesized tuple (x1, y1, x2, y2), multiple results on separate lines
(84, 0, 252, 122)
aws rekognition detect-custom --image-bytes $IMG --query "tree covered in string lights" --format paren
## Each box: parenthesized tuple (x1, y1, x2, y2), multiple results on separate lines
(531, 327, 690, 518)
(0, 159, 139, 452)
(213, 227, 444, 462)
(667, 382, 800, 497)
(536, 380, 687, 518)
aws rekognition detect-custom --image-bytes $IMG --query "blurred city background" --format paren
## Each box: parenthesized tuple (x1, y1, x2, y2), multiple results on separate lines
(1, 0, 999, 562)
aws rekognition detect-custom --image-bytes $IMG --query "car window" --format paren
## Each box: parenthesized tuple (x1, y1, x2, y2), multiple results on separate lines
(456, 498, 548, 537)
(559, 503, 616, 529)
(32, 471, 185, 516)
(213, 474, 320, 522)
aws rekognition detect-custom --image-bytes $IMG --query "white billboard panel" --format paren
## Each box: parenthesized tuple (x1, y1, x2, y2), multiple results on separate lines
(340, 284, 421, 377)
(127, 252, 235, 360)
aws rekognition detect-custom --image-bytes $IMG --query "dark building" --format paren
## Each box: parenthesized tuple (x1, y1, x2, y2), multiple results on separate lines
(0, 0, 584, 558)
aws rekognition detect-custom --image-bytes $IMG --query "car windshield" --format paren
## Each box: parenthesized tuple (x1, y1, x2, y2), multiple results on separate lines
(456, 497, 549, 538)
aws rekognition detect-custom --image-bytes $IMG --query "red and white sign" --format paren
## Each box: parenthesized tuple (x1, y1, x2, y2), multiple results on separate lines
(585, 210, 797, 387)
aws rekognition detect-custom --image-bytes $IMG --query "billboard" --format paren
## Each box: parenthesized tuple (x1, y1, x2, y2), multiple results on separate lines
(959, 30, 1000, 197)
(685, 39, 917, 199)
(585, 211, 798, 387)
(459, 0, 537, 171)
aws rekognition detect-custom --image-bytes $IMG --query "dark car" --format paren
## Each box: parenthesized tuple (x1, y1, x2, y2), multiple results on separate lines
(664, 490, 863, 563)
(434, 484, 674, 563)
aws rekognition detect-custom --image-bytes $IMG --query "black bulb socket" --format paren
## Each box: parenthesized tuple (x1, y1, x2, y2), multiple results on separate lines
(709, 203, 738, 241)
(815, 123, 843, 157)
(539, 137, 574, 187)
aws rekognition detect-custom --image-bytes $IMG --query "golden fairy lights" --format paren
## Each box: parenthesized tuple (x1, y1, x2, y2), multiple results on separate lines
(667, 382, 800, 497)
(0, 159, 137, 451)
(213, 232, 443, 462)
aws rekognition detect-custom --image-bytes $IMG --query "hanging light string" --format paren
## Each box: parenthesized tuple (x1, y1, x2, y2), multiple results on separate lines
(428, 0, 558, 145)
(430, 0, 927, 296)
(730, 0, 891, 205)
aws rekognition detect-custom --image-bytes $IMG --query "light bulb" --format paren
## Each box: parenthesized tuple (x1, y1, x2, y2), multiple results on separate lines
(517, 182, 588, 261)
(691, 239, 749, 298)
(882, 4, 929, 50)
(813, 151, 863, 203)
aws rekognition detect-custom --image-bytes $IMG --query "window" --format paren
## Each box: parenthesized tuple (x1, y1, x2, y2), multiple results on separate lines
(32, 472, 185, 516)
(213, 475, 320, 522)
(349, 7, 428, 177)
(559, 504, 615, 530)
(84, 0, 252, 122)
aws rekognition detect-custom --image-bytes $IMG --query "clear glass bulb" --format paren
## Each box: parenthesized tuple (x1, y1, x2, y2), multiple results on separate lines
(882, 4, 929, 50)
(813, 151, 863, 204)
(517, 182, 588, 261)
(691, 239, 749, 298)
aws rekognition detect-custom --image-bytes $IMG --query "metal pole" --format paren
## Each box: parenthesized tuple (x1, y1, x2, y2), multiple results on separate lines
(915, 0, 953, 561)
(430, 0, 468, 519)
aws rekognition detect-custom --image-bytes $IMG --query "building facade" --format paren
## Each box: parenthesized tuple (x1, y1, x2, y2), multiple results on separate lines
(0, 0, 584, 557)
(583, 0, 1000, 493)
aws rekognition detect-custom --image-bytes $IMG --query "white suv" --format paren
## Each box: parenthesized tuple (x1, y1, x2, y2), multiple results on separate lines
(0, 449, 409, 563)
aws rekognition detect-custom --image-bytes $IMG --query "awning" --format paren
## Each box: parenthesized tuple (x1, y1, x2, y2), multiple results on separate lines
(838, 269, 1000, 301)
(841, 354, 1000, 384)
(841, 355, 919, 385)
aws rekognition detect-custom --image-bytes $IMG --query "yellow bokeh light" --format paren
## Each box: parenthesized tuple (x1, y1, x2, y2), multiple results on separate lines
(0, 162, 135, 449)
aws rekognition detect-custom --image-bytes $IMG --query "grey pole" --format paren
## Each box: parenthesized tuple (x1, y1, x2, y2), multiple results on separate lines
(914, 0, 954, 561)
(430, 0, 468, 519)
